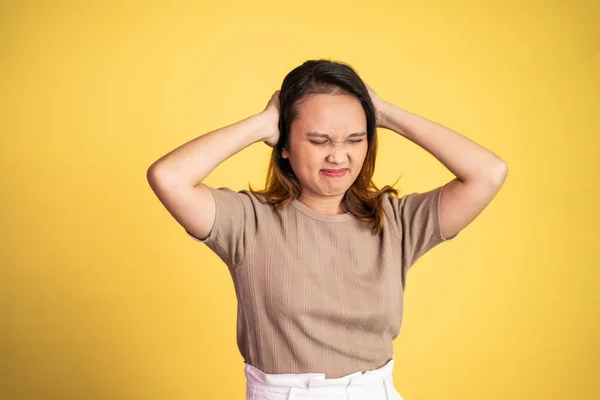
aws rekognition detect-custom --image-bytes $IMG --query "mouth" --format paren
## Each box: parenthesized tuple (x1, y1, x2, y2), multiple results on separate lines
(321, 169, 348, 177)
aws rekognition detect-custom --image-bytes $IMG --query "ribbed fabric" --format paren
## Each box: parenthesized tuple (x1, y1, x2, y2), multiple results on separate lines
(189, 184, 457, 379)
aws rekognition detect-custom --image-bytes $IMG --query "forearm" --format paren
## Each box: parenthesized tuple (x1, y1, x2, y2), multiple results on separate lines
(148, 112, 270, 188)
(379, 103, 507, 184)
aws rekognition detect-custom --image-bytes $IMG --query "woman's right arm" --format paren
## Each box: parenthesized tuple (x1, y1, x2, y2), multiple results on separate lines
(147, 91, 280, 241)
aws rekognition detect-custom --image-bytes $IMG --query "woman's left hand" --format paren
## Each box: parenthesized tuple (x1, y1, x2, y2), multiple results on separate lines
(365, 83, 389, 128)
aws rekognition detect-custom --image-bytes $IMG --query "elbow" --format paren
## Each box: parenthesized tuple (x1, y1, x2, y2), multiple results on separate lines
(147, 161, 198, 191)
(489, 160, 509, 187)
(147, 162, 171, 191)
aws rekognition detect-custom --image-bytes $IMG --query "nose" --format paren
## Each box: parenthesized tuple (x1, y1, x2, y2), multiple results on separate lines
(326, 145, 348, 164)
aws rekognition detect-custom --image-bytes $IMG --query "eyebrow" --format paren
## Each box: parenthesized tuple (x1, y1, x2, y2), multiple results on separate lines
(306, 132, 367, 139)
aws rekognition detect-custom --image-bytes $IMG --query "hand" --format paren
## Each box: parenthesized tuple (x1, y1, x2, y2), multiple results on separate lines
(364, 83, 388, 128)
(261, 90, 281, 147)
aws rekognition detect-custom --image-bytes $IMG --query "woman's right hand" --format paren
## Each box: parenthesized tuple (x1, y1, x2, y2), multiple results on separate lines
(261, 90, 281, 147)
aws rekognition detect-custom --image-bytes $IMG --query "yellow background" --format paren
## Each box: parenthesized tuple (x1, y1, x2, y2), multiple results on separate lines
(1, 0, 598, 399)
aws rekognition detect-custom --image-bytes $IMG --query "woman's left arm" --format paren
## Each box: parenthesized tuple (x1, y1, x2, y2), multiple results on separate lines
(367, 84, 509, 240)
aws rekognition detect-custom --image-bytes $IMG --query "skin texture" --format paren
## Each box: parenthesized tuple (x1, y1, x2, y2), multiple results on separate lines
(281, 93, 369, 215)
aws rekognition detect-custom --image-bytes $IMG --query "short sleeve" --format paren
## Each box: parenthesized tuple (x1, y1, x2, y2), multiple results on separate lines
(187, 186, 259, 269)
(390, 183, 458, 270)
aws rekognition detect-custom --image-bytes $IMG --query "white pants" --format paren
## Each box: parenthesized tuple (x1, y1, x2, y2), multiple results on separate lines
(244, 357, 404, 400)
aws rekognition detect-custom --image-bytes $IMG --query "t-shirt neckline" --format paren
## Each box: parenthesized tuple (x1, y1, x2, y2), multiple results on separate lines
(290, 198, 355, 222)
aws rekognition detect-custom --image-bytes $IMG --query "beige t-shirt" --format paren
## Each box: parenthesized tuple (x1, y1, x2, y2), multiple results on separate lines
(189, 184, 457, 378)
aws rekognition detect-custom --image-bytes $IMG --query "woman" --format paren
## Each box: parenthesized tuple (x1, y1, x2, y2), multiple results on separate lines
(147, 59, 508, 399)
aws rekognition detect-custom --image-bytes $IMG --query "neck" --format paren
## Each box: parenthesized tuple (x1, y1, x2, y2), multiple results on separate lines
(297, 192, 345, 215)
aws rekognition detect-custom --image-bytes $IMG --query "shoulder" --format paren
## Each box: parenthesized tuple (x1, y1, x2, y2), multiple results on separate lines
(206, 186, 276, 218)
(379, 186, 446, 231)
(206, 186, 266, 205)
(382, 186, 444, 209)
(379, 190, 403, 219)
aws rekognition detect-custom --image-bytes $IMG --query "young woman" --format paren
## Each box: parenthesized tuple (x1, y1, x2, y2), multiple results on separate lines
(147, 59, 508, 400)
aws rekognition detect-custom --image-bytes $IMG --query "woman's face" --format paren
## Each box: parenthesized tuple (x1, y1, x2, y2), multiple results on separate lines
(282, 93, 368, 200)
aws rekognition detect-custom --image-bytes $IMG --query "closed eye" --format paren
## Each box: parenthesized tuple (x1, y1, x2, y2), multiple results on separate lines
(309, 139, 364, 146)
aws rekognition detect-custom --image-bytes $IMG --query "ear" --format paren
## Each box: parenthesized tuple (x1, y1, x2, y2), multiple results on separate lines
(281, 147, 289, 159)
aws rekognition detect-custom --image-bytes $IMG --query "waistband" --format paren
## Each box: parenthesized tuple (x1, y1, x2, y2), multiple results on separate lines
(244, 357, 397, 399)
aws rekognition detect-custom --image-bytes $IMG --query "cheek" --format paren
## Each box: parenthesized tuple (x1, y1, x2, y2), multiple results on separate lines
(351, 145, 368, 159)
(293, 147, 325, 165)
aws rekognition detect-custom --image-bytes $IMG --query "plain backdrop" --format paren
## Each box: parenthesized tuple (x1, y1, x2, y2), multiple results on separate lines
(1, 0, 598, 399)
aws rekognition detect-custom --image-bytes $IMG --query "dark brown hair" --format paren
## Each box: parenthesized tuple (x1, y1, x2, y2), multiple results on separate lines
(249, 59, 401, 235)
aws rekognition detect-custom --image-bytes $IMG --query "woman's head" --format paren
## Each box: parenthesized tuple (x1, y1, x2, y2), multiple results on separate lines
(250, 59, 398, 234)
(280, 92, 369, 202)
(275, 60, 377, 200)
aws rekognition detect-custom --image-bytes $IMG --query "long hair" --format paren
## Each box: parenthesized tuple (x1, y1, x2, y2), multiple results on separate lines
(249, 59, 401, 235)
